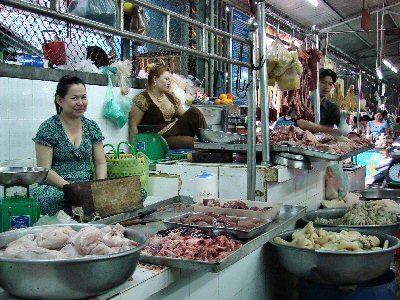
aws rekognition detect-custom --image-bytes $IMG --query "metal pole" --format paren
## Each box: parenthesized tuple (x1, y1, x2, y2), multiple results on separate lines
(247, 18, 258, 201)
(257, 0, 270, 164)
(165, 14, 171, 43)
(209, 0, 215, 96)
(0, 0, 252, 68)
(312, 25, 320, 124)
(357, 72, 362, 132)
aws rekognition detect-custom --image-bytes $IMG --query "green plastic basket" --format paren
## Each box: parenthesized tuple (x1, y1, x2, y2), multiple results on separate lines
(103, 141, 150, 190)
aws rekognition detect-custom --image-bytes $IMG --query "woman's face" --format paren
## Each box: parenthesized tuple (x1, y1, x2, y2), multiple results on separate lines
(57, 84, 88, 118)
(154, 71, 171, 93)
(375, 112, 382, 122)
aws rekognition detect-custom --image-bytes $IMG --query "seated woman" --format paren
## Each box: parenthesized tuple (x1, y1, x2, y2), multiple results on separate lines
(129, 64, 207, 149)
(32, 76, 107, 215)
(367, 110, 388, 138)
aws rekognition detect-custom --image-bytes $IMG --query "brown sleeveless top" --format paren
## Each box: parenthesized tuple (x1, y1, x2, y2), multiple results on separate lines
(134, 91, 180, 134)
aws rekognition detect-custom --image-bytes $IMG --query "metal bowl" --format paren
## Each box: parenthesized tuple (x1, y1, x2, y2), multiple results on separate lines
(0, 224, 147, 299)
(270, 227, 400, 285)
(0, 167, 49, 185)
(200, 128, 247, 144)
(302, 208, 400, 236)
(356, 189, 400, 200)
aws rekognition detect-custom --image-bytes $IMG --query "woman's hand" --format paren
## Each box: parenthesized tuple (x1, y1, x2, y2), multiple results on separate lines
(35, 143, 69, 190)
(93, 143, 107, 180)
(129, 106, 144, 145)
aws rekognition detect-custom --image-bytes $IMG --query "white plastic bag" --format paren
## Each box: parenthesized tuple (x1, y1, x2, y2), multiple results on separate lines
(68, 0, 117, 27)
(34, 210, 78, 226)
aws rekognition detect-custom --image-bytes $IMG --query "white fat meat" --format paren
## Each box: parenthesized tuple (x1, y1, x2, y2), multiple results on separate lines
(71, 227, 103, 255)
(36, 227, 77, 250)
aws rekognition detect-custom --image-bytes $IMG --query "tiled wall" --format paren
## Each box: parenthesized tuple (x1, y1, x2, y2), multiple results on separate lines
(0, 76, 144, 165)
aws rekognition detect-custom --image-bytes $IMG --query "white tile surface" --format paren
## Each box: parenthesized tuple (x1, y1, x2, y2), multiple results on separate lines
(9, 120, 34, 160)
(32, 80, 57, 119)
(0, 77, 9, 119)
(85, 84, 107, 119)
(0, 120, 10, 160)
(8, 78, 33, 119)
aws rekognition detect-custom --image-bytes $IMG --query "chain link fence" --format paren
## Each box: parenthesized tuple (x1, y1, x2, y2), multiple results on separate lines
(0, 0, 236, 90)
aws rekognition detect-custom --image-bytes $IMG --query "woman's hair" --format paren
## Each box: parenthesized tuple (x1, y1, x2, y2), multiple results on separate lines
(147, 64, 168, 86)
(55, 75, 85, 114)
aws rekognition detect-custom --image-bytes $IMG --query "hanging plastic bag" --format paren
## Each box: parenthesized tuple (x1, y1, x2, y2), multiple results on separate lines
(325, 164, 350, 200)
(104, 72, 128, 128)
(130, 5, 148, 35)
(68, 0, 117, 27)
(110, 60, 132, 95)
(277, 66, 300, 91)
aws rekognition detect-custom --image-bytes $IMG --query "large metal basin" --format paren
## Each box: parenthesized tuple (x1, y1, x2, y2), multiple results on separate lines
(357, 189, 400, 200)
(0, 224, 147, 299)
(270, 227, 400, 285)
(0, 167, 49, 185)
(302, 208, 400, 236)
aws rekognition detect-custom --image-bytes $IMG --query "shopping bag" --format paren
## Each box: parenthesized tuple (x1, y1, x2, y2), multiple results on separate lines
(103, 72, 128, 128)
(41, 30, 67, 66)
(68, 0, 117, 27)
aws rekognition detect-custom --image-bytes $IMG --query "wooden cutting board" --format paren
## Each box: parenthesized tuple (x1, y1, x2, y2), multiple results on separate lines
(64, 177, 143, 218)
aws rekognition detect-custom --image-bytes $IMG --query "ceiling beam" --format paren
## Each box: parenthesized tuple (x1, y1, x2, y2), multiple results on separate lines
(319, 0, 374, 50)
(320, 1, 400, 33)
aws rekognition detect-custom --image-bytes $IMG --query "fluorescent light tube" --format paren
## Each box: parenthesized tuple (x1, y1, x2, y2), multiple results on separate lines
(391, 66, 398, 74)
(383, 59, 392, 69)
(307, 0, 319, 7)
(376, 67, 383, 80)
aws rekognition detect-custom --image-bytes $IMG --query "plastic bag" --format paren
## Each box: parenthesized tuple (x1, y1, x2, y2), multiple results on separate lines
(68, 0, 116, 27)
(130, 5, 148, 35)
(268, 39, 293, 78)
(111, 60, 132, 95)
(325, 164, 349, 200)
(104, 73, 128, 128)
(277, 66, 300, 91)
(34, 210, 78, 226)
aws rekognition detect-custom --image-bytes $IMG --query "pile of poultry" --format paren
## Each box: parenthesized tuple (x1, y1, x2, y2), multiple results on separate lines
(265, 125, 370, 154)
(0, 224, 139, 260)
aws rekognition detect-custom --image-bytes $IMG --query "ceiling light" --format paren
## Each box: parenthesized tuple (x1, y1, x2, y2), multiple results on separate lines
(376, 67, 383, 80)
(391, 66, 398, 74)
(383, 59, 392, 69)
(307, 0, 319, 7)
(225, 6, 230, 12)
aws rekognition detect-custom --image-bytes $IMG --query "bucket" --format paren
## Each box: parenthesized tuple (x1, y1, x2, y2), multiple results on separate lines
(192, 171, 218, 203)
(41, 30, 67, 66)
(299, 270, 398, 300)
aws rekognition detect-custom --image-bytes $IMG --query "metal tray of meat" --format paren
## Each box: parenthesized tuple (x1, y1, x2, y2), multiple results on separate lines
(140, 205, 307, 272)
(162, 212, 271, 239)
(270, 144, 374, 161)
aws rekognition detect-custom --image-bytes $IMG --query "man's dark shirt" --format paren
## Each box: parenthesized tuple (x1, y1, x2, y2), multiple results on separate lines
(320, 100, 340, 127)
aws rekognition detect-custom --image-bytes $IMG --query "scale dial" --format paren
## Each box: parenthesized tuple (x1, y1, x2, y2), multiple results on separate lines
(389, 164, 400, 182)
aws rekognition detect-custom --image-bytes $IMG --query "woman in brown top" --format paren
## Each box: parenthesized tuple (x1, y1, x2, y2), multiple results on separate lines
(129, 64, 207, 149)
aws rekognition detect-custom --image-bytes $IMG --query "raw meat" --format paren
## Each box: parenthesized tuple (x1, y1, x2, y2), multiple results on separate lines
(0, 224, 139, 260)
(173, 212, 266, 231)
(142, 228, 242, 262)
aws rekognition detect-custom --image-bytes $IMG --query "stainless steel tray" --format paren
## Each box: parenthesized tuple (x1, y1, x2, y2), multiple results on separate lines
(139, 205, 306, 272)
(163, 212, 270, 239)
(194, 142, 373, 161)
(270, 144, 374, 161)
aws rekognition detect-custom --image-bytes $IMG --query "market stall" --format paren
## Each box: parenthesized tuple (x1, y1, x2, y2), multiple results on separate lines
(0, 0, 400, 299)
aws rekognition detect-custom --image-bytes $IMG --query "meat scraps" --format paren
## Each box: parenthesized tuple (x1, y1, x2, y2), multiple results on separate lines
(266, 126, 371, 154)
(173, 212, 266, 231)
(0, 224, 139, 260)
(142, 228, 242, 262)
(203, 199, 270, 212)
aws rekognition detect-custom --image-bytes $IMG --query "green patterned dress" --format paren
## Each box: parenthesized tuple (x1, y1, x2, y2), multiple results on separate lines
(32, 114, 104, 215)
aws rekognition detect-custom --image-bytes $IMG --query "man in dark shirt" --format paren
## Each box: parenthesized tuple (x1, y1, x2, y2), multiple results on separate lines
(297, 68, 341, 135)
(319, 69, 340, 127)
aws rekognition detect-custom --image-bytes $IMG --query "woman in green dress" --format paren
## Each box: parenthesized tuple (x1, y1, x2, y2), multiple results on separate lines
(32, 76, 107, 215)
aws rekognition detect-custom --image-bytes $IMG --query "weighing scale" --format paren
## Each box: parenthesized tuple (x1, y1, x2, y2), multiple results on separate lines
(0, 167, 48, 231)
